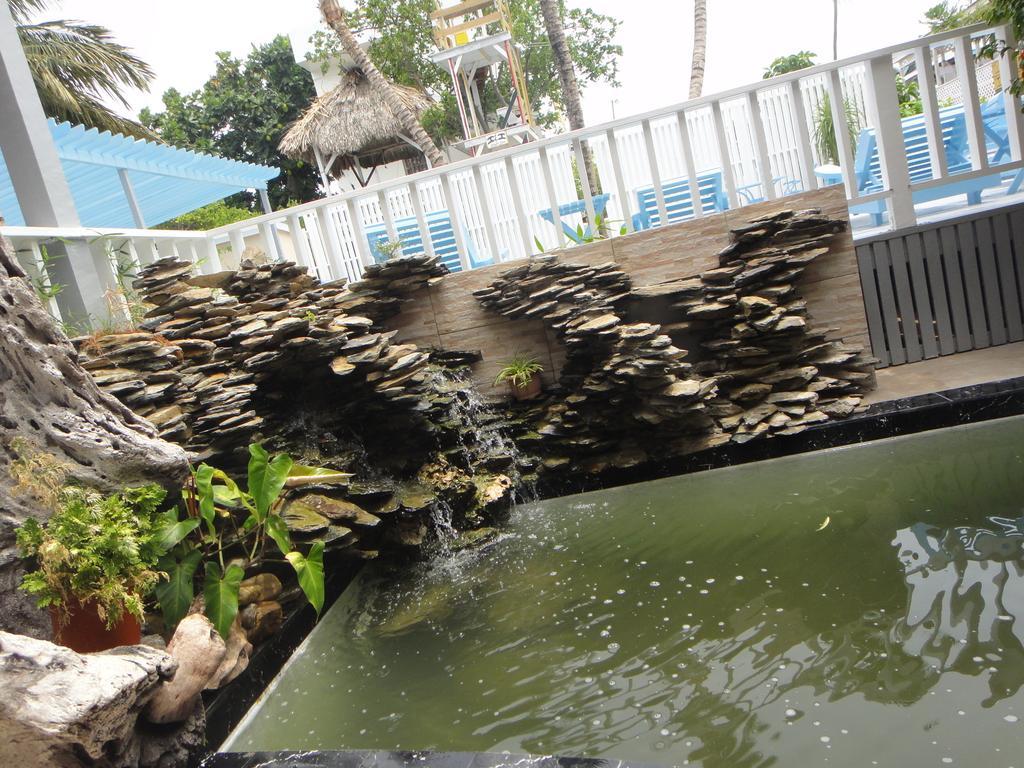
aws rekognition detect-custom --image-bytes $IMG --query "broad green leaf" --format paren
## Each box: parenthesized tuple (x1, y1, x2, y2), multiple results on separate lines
(154, 550, 202, 629)
(203, 561, 244, 639)
(286, 542, 325, 615)
(247, 443, 269, 511)
(194, 464, 217, 536)
(265, 514, 292, 556)
(249, 444, 292, 521)
(156, 511, 200, 552)
(288, 464, 342, 478)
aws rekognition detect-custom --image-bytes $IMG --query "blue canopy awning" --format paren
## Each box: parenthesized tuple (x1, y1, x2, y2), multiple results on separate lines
(0, 119, 279, 228)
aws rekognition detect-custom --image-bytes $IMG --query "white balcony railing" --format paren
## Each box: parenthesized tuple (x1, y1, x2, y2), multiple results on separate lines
(4, 21, 1023, 326)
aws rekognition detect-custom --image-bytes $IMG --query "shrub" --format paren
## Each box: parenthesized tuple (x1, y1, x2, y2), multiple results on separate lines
(16, 485, 167, 628)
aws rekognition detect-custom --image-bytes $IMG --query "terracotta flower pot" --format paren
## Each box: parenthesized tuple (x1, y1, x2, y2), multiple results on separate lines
(51, 598, 141, 653)
(509, 373, 542, 401)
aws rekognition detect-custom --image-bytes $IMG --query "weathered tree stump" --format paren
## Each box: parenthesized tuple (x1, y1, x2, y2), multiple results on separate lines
(0, 235, 189, 635)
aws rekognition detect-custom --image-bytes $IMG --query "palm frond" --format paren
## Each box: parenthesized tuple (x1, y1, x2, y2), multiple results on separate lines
(16, 17, 156, 139)
(7, 0, 53, 24)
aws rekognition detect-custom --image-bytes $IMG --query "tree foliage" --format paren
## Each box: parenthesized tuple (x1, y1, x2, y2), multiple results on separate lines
(9, 0, 155, 139)
(923, 0, 990, 33)
(763, 51, 817, 79)
(140, 36, 320, 209)
(309, 0, 621, 142)
(155, 200, 257, 231)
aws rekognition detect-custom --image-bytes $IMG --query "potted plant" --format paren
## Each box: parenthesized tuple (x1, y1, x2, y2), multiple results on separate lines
(495, 354, 544, 400)
(16, 484, 167, 653)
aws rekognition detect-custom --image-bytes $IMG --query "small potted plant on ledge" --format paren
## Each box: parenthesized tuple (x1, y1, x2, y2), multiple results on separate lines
(495, 354, 544, 400)
(16, 484, 166, 653)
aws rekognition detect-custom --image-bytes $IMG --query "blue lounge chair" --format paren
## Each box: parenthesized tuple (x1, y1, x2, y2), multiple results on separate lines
(538, 193, 612, 243)
(364, 209, 485, 272)
(631, 171, 728, 231)
(849, 99, 1010, 225)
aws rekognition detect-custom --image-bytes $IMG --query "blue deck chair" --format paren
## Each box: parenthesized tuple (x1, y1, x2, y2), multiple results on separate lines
(537, 193, 612, 243)
(631, 171, 728, 231)
(365, 209, 485, 272)
(849, 100, 1009, 225)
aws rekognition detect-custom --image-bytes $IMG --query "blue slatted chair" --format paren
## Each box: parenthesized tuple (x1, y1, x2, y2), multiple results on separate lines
(631, 171, 728, 231)
(849, 100, 1008, 225)
(365, 210, 485, 272)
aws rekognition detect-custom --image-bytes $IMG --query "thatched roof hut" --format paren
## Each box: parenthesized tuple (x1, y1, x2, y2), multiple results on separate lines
(280, 70, 432, 185)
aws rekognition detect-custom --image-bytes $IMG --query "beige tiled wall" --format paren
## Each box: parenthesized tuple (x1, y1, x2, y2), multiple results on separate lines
(388, 186, 869, 394)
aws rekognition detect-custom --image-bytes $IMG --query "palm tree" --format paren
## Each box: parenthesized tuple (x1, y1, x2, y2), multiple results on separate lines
(538, 0, 601, 194)
(10, 0, 155, 139)
(832, 0, 839, 60)
(319, 0, 445, 168)
(689, 0, 707, 99)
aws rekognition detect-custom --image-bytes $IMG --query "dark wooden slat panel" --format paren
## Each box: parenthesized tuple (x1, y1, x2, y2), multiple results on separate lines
(872, 240, 908, 365)
(1009, 207, 1024, 318)
(904, 233, 939, 358)
(938, 224, 973, 351)
(955, 221, 991, 348)
(973, 215, 1008, 345)
(920, 227, 956, 355)
(856, 244, 891, 367)
(991, 212, 1024, 342)
(888, 237, 923, 362)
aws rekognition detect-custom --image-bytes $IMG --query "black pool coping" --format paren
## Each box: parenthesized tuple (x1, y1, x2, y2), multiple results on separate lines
(200, 750, 664, 768)
(203, 374, 1024, 761)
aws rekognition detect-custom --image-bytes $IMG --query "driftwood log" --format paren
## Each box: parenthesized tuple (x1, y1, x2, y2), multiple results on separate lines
(0, 235, 189, 635)
(145, 614, 226, 724)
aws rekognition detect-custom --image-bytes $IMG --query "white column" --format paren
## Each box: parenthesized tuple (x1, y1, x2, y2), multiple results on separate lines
(0, 0, 112, 324)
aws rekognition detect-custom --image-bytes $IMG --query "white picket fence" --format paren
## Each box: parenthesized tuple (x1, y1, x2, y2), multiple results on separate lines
(4, 21, 1023, 325)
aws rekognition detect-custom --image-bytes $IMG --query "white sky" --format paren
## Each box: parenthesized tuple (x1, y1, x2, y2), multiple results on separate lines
(41, 0, 941, 127)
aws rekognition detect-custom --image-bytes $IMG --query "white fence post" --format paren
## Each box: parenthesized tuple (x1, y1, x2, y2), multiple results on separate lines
(315, 205, 348, 280)
(825, 68, 859, 199)
(954, 35, 989, 172)
(866, 54, 916, 229)
(710, 101, 740, 209)
(641, 119, 670, 225)
(503, 156, 533, 257)
(285, 213, 314, 270)
(538, 145, 566, 249)
(745, 91, 777, 201)
(605, 129, 635, 232)
(914, 45, 949, 179)
(439, 173, 472, 271)
(786, 79, 818, 192)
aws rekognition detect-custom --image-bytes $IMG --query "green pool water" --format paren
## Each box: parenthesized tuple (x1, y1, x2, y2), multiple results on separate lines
(226, 416, 1024, 767)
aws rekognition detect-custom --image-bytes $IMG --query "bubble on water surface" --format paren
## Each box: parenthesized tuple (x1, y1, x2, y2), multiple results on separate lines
(1005, 715, 1019, 723)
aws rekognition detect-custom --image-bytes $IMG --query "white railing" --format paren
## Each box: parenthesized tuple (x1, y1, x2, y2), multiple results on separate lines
(4, 21, 1023, 326)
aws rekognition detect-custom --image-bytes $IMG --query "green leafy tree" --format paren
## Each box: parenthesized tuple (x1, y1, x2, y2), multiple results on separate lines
(310, 0, 621, 142)
(763, 51, 817, 79)
(155, 200, 257, 231)
(923, 0, 990, 32)
(140, 36, 319, 209)
(9, 0, 154, 139)
(896, 75, 923, 116)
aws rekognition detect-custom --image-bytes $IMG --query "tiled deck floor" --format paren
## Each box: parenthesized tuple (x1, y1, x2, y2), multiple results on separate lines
(865, 341, 1024, 404)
